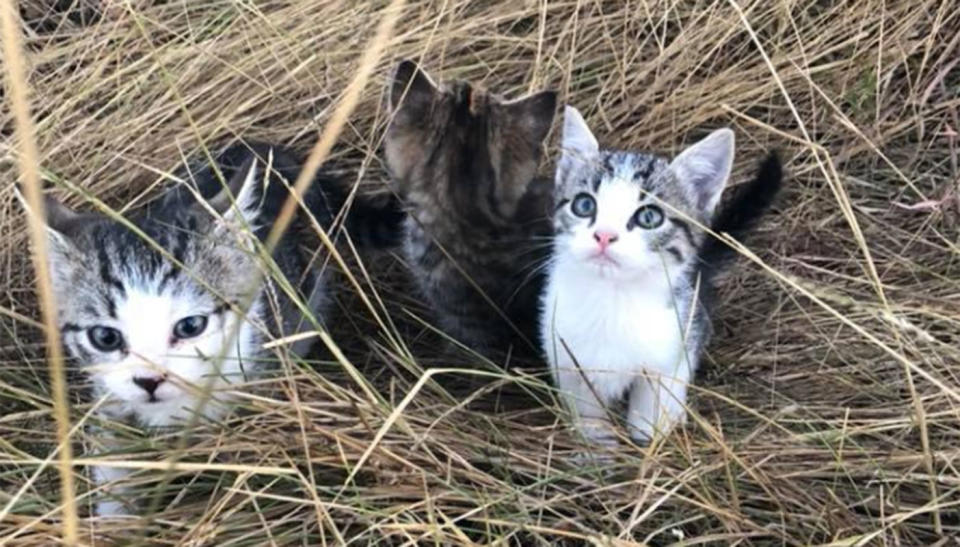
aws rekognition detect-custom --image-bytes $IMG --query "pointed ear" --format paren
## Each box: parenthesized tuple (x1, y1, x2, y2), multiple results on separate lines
(501, 90, 557, 149)
(557, 105, 599, 178)
(668, 128, 735, 215)
(389, 59, 441, 122)
(14, 185, 89, 250)
(207, 157, 262, 227)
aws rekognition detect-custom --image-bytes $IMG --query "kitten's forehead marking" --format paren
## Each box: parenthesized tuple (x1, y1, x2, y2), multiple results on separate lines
(596, 151, 665, 197)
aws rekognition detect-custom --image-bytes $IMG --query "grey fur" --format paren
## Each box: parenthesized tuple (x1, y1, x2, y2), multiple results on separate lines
(383, 60, 557, 354)
(34, 142, 336, 514)
(544, 107, 781, 444)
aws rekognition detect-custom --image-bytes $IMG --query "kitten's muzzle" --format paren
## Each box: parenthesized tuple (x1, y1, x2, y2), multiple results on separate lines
(593, 230, 619, 251)
(132, 375, 165, 400)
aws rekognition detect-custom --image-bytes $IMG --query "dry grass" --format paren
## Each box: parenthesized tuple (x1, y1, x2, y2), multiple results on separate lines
(1, 0, 959, 544)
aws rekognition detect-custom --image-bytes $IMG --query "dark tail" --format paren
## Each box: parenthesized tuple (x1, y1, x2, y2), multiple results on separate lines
(698, 152, 783, 282)
(211, 141, 404, 249)
(309, 187, 406, 249)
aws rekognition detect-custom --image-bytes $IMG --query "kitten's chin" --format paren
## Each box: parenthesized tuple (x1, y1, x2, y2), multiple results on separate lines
(574, 252, 631, 278)
(122, 393, 228, 428)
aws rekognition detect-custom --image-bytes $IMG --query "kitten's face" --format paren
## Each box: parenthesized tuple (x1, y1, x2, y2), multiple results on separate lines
(34, 162, 267, 426)
(553, 106, 734, 282)
(384, 60, 557, 225)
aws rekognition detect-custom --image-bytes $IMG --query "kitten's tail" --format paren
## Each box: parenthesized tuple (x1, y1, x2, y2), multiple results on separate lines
(698, 152, 783, 283)
(307, 186, 406, 250)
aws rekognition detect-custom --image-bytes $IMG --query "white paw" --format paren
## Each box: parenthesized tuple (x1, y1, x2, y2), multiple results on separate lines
(95, 498, 131, 518)
(630, 429, 652, 446)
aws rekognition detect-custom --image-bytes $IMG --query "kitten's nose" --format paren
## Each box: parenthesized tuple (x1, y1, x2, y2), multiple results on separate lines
(593, 230, 619, 250)
(132, 375, 165, 395)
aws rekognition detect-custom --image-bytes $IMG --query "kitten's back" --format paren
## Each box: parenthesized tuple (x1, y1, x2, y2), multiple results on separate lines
(384, 60, 557, 354)
(156, 141, 405, 249)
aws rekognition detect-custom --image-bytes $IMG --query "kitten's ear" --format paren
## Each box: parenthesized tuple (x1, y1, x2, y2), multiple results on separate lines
(14, 185, 87, 250)
(668, 128, 735, 215)
(557, 105, 599, 179)
(389, 60, 441, 122)
(501, 90, 558, 149)
(208, 156, 262, 227)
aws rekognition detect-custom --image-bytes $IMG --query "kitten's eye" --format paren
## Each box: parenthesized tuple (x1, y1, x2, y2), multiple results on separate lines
(570, 193, 596, 218)
(631, 204, 664, 229)
(88, 326, 124, 352)
(173, 315, 208, 340)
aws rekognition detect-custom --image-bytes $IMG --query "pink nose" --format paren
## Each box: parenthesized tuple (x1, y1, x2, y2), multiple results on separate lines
(593, 230, 619, 250)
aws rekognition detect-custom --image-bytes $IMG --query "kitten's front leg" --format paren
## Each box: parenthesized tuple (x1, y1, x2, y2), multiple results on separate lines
(91, 463, 133, 517)
(556, 368, 618, 446)
(627, 367, 690, 444)
(87, 424, 135, 517)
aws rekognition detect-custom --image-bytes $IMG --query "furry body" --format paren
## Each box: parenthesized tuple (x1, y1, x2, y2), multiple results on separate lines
(542, 107, 782, 444)
(384, 60, 557, 354)
(34, 141, 398, 514)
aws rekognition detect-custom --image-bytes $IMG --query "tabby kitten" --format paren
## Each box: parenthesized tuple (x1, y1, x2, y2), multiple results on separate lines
(384, 60, 557, 354)
(541, 106, 782, 445)
(28, 142, 396, 515)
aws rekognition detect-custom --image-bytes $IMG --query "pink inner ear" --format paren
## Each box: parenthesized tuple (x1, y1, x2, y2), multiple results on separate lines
(672, 150, 733, 214)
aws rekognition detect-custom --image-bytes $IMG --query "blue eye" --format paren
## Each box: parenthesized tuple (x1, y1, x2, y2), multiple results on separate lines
(570, 193, 596, 218)
(88, 326, 124, 352)
(173, 315, 208, 340)
(631, 204, 664, 229)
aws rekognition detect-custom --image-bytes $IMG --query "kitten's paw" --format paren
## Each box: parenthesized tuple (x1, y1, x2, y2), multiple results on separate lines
(95, 499, 132, 518)
(630, 430, 652, 447)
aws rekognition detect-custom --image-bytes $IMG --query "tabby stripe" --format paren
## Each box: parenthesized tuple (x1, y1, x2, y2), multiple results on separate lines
(102, 292, 118, 319)
(668, 217, 695, 247)
(97, 246, 126, 297)
(633, 156, 656, 181)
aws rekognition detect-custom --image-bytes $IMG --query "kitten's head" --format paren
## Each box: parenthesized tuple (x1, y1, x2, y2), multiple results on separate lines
(384, 60, 557, 225)
(553, 106, 734, 282)
(25, 160, 269, 426)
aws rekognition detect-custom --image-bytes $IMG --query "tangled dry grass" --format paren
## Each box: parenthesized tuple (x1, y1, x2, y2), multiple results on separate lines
(1, 0, 959, 544)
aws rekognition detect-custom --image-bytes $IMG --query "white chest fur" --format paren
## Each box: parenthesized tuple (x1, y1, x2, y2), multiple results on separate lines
(541, 258, 696, 442)
(542, 261, 690, 397)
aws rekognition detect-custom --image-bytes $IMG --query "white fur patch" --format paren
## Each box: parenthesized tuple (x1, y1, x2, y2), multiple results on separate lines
(542, 254, 694, 443)
(88, 286, 261, 427)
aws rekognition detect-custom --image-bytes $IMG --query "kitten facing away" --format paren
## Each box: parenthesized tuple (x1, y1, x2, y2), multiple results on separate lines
(22, 142, 400, 515)
(383, 60, 557, 356)
(541, 106, 782, 446)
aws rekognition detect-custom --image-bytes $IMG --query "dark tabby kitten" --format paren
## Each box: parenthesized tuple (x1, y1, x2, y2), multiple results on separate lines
(383, 60, 557, 354)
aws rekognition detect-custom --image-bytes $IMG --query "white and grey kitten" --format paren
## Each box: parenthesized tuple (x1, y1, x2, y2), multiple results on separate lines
(541, 106, 782, 446)
(26, 142, 397, 515)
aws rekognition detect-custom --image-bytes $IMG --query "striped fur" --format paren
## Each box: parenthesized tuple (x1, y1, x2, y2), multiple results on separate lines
(384, 60, 557, 354)
(34, 141, 400, 514)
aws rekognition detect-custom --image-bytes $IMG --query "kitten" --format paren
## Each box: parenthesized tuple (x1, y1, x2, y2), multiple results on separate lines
(383, 60, 557, 354)
(541, 106, 782, 445)
(24, 141, 399, 515)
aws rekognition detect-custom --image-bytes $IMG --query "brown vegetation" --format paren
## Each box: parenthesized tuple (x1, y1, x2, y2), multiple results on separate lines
(1, 0, 958, 544)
